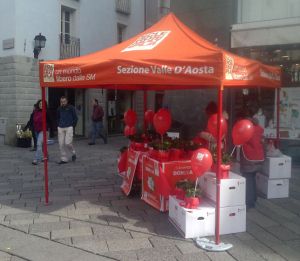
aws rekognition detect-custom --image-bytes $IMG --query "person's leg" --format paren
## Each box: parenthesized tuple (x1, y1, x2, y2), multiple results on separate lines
(32, 129, 37, 150)
(58, 127, 68, 162)
(243, 171, 256, 208)
(89, 122, 97, 144)
(98, 121, 107, 144)
(33, 132, 43, 164)
(65, 126, 76, 161)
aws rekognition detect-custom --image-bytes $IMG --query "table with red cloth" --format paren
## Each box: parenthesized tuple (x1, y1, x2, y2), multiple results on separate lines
(118, 147, 195, 211)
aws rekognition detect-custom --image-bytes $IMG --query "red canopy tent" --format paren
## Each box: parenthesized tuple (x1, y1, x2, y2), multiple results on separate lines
(39, 13, 281, 245)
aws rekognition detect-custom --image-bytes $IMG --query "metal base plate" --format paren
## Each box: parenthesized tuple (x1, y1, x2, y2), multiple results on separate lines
(195, 237, 233, 252)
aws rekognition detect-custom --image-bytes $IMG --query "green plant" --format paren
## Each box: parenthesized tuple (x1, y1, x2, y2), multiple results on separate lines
(171, 138, 184, 149)
(212, 149, 232, 165)
(185, 187, 202, 198)
(149, 139, 172, 151)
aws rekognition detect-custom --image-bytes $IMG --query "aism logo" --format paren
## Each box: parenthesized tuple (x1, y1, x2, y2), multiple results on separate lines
(43, 64, 55, 82)
(122, 31, 171, 52)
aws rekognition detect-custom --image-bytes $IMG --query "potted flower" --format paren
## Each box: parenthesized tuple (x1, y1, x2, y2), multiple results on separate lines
(183, 187, 202, 209)
(212, 150, 232, 179)
(174, 179, 194, 200)
(16, 126, 32, 148)
(176, 180, 202, 209)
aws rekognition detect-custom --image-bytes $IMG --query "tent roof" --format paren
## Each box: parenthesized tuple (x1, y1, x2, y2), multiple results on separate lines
(39, 13, 281, 89)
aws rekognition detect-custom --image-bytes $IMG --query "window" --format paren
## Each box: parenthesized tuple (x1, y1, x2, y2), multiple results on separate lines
(117, 23, 126, 43)
(61, 8, 72, 44)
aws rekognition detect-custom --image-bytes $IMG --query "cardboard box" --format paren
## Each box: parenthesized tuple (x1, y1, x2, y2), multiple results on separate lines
(168, 196, 215, 238)
(200, 172, 246, 207)
(262, 155, 291, 179)
(256, 172, 289, 199)
(219, 205, 246, 235)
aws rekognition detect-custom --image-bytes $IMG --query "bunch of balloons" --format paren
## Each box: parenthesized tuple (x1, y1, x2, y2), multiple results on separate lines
(123, 109, 137, 137)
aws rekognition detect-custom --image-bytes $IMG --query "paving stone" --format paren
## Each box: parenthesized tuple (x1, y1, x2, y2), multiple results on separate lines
(106, 238, 152, 252)
(30, 221, 70, 233)
(242, 239, 286, 261)
(99, 250, 138, 261)
(5, 213, 39, 221)
(0, 251, 12, 261)
(282, 221, 300, 235)
(51, 227, 93, 240)
(33, 215, 60, 223)
(226, 237, 266, 261)
(247, 210, 279, 227)
(136, 246, 181, 260)
(175, 252, 210, 261)
(175, 241, 206, 254)
(265, 225, 300, 241)
(205, 251, 237, 261)
(72, 239, 109, 254)
(30, 231, 51, 239)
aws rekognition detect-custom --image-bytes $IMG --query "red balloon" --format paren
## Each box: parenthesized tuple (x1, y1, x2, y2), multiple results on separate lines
(145, 110, 155, 124)
(232, 119, 254, 145)
(191, 148, 213, 177)
(124, 109, 137, 127)
(153, 109, 172, 135)
(124, 125, 131, 137)
(207, 113, 228, 138)
(129, 126, 136, 136)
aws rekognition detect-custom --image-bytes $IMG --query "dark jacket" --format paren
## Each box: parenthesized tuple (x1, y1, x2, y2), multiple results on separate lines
(24, 111, 34, 131)
(92, 105, 104, 122)
(57, 105, 78, 128)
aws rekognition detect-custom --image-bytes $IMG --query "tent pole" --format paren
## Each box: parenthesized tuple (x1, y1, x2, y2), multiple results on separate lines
(42, 87, 49, 204)
(276, 88, 280, 148)
(215, 83, 223, 245)
(143, 90, 147, 132)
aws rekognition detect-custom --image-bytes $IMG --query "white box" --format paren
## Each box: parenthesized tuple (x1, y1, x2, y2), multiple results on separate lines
(168, 196, 215, 239)
(200, 172, 246, 207)
(262, 155, 291, 179)
(256, 173, 289, 199)
(219, 205, 246, 235)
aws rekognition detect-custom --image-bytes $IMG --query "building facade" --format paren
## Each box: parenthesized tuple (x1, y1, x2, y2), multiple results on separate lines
(0, 0, 146, 144)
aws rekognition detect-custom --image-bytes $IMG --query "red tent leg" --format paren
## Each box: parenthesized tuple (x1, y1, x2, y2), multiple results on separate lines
(42, 87, 49, 204)
(276, 88, 280, 148)
(143, 90, 147, 132)
(215, 84, 223, 245)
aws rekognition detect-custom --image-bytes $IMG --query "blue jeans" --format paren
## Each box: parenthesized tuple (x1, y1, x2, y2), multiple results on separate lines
(34, 131, 43, 162)
(242, 171, 257, 207)
(91, 121, 107, 143)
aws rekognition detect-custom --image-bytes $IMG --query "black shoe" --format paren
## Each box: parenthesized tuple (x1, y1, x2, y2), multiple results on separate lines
(88, 142, 95, 145)
(57, 160, 68, 165)
(72, 154, 76, 162)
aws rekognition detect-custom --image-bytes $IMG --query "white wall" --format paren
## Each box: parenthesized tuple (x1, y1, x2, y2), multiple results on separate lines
(0, 0, 16, 57)
(238, 0, 300, 23)
(79, 0, 145, 56)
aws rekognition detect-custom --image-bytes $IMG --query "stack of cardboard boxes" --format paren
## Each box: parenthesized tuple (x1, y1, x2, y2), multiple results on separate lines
(169, 171, 246, 238)
(256, 155, 291, 198)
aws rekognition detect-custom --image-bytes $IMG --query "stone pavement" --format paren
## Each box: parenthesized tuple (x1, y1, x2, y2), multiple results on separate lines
(0, 136, 300, 261)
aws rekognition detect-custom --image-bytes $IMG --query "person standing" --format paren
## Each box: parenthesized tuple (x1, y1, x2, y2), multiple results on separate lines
(57, 96, 78, 164)
(88, 98, 107, 145)
(240, 117, 265, 209)
(23, 103, 38, 151)
(32, 100, 50, 165)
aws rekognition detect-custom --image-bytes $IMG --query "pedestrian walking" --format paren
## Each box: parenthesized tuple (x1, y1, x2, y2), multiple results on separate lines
(23, 103, 38, 151)
(57, 96, 78, 164)
(88, 98, 107, 145)
(31, 100, 50, 165)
